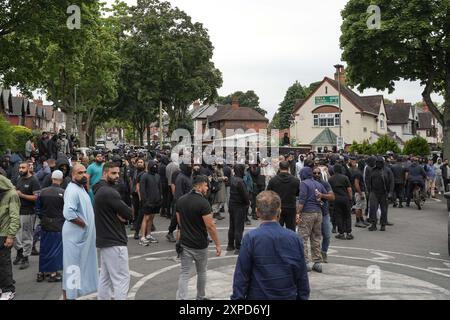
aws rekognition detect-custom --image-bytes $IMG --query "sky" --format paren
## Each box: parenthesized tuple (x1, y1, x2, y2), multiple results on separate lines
(22, 0, 443, 120)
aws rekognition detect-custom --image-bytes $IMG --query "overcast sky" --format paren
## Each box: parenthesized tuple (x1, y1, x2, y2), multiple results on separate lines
(105, 1, 439, 119)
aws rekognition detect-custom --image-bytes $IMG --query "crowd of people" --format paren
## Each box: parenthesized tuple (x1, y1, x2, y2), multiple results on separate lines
(0, 135, 449, 300)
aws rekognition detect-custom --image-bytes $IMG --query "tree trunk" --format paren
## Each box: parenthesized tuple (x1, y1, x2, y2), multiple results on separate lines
(65, 109, 75, 135)
(443, 102, 450, 162)
(146, 122, 151, 150)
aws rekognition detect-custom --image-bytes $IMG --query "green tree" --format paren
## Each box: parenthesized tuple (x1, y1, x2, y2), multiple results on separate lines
(340, 0, 450, 161)
(349, 139, 377, 155)
(270, 111, 281, 129)
(403, 136, 430, 157)
(304, 81, 322, 96)
(217, 90, 267, 116)
(10, 126, 32, 154)
(276, 81, 307, 130)
(372, 135, 401, 154)
(0, 116, 13, 154)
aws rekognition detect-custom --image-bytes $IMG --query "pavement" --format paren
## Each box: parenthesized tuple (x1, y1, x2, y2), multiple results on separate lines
(11, 195, 450, 300)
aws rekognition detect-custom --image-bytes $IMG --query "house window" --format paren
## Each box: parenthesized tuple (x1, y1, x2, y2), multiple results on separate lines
(404, 121, 412, 134)
(325, 86, 328, 94)
(313, 113, 340, 127)
(379, 114, 385, 129)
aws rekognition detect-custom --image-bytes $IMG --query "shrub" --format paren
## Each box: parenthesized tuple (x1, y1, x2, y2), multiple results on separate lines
(10, 125, 33, 154)
(403, 136, 430, 156)
(0, 116, 13, 154)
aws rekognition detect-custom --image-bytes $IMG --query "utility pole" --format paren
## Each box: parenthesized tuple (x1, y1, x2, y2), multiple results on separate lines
(159, 100, 163, 147)
(334, 64, 344, 151)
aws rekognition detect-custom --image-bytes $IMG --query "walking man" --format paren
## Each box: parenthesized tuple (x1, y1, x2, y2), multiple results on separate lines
(266, 161, 299, 231)
(13, 162, 40, 270)
(391, 157, 407, 208)
(176, 175, 221, 300)
(297, 167, 328, 273)
(62, 164, 98, 300)
(231, 191, 310, 300)
(0, 174, 20, 300)
(93, 162, 133, 300)
(36, 170, 65, 283)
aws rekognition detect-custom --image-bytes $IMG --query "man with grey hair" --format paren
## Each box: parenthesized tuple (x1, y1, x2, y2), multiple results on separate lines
(231, 191, 310, 300)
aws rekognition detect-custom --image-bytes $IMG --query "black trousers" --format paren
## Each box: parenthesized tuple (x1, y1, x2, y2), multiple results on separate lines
(369, 192, 388, 226)
(393, 183, 405, 205)
(0, 237, 15, 293)
(161, 183, 170, 214)
(334, 198, 352, 234)
(329, 201, 336, 227)
(132, 193, 143, 232)
(279, 207, 296, 232)
(228, 206, 247, 249)
(168, 196, 178, 234)
(444, 179, 450, 192)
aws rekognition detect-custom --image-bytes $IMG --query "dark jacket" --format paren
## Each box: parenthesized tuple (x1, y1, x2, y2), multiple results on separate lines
(47, 135, 58, 160)
(366, 165, 394, 195)
(391, 163, 407, 184)
(159, 156, 169, 185)
(36, 184, 65, 232)
(174, 163, 192, 200)
(229, 164, 250, 207)
(42, 157, 71, 189)
(38, 138, 49, 158)
(93, 180, 133, 248)
(231, 222, 310, 300)
(266, 172, 299, 209)
(139, 161, 162, 206)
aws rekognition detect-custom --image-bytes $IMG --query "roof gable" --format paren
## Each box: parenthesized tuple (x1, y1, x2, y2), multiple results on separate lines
(10, 96, 24, 116)
(417, 112, 433, 129)
(292, 77, 381, 116)
(385, 102, 412, 124)
(208, 105, 268, 123)
(310, 128, 338, 145)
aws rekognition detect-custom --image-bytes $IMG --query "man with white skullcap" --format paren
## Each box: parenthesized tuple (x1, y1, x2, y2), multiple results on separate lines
(35, 170, 65, 283)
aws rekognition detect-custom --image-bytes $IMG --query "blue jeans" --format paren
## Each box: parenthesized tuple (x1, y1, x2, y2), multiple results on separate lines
(321, 214, 332, 253)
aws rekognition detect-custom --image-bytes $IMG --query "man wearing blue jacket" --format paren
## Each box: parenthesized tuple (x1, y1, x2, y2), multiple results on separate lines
(231, 191, 310, 300)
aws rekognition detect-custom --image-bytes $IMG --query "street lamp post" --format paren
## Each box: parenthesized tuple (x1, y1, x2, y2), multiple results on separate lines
(334, 64, 344, 151)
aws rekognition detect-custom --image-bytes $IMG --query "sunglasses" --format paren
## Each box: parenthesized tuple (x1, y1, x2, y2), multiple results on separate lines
(313, 171, 321, 175)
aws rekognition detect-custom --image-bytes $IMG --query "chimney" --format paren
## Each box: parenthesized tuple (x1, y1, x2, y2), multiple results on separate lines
(395, 99, 404, 104)
(334, 65, 346, 86)
(193, 100, 201, 109)
(422, 99, 429, 112)
(231, 96, 239, 110)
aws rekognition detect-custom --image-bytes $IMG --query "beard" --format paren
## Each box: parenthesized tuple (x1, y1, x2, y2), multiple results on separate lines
(76, 176, 88, 186)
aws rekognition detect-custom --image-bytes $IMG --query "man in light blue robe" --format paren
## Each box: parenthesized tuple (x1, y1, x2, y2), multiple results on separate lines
(62, 164, 98, 300)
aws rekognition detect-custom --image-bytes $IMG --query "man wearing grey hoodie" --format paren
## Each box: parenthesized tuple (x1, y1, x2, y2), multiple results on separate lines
(0, 175, 20, 300)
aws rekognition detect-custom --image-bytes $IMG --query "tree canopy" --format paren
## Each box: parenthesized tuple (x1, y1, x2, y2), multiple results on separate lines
(340, 0, 450, 159)
(217, 90, 267, 116)
(276, 81, 307, 129)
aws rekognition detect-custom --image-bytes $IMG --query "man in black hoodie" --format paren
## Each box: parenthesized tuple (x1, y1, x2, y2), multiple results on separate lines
(227, 164, 250, 254)
(249, 164, 265, 220)
(42, 157, 71, 189)
(93, 162, 133, 300)
(267, 161, 300, 231)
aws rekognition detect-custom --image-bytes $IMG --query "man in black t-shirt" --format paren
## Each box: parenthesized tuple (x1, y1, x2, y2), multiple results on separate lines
(349, 158, 368, 228)
(175, 175, 221, 300)
(13, 162, 40, 270)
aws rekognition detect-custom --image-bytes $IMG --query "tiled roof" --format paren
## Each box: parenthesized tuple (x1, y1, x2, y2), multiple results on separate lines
(36, 105, 45, 118)
(28, 102, 37, 117)
(292, 77, 382, 116)
(43, 105, 54, 121)
(385, 102, 412, 124)
(208, 105, 268, 123)
(417, 112, 433, 130)
(10, 96, 24, 116)
(310, 128, 338, 145)
(0, 89, 10, 112)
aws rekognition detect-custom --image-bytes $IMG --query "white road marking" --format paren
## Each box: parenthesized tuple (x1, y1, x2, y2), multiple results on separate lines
(427, 262, 450, 273)
(127, 226, 256, 238)
(331, 254, 450, 278)
(370, 251, 395, 260)
(130, 270, 144, 278)
(429, 252, 441, 256)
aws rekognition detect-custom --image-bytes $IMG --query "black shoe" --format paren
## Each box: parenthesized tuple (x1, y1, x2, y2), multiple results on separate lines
(226, 246, 235, 251)
(134, 232, 140, 240)
(335, 233, 346, 240)
(31, 247, 39, 256)
(48, 273, 62, 283)
(393, 203, 397, 208)
(36, 273, 45, 283)
(19, 258, 29, 270)
(346, 233, 354, 240)
(13, 254, 23, 266)
(380, 225, 386, 231)
(368, 224, 377, 231)
(233, 249, 240, 255)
